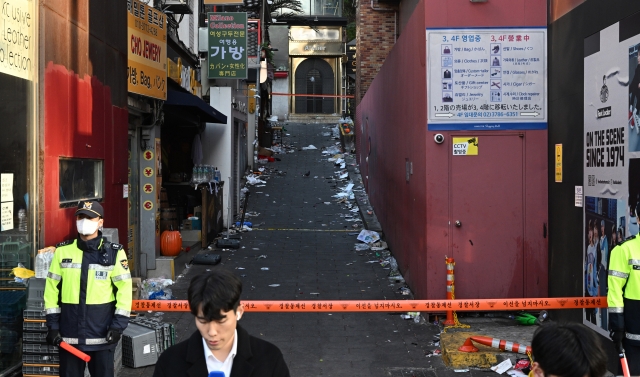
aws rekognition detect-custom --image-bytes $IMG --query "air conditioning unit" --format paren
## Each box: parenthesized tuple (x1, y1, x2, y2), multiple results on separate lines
(163, 0, 193, 14)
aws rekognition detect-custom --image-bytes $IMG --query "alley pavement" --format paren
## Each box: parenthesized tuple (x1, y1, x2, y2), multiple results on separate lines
(120, 123, 497, 377)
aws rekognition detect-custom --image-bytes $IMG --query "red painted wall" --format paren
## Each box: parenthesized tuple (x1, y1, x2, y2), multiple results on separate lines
(356, 0, 547, 299)
(43, 62, 129, 246)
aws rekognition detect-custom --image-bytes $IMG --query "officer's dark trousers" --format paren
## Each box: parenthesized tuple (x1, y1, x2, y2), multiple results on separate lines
(59, 347, 114, 377)
(623, 339, 640, 374)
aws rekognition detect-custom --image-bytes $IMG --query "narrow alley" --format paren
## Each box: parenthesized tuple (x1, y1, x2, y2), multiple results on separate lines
(120, 123, 498, 377)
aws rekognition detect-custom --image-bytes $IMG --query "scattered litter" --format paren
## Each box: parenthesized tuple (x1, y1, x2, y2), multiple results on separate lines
(506, 371, 527, 377)
(310, 292, 320, 295)
(246, 174, 267, 185)
(399, 286, 411, 295)
(371, 241, 388, 251)
(324, 202, 331, 205)
(257, 255, 267, 259)
(140, 278, 174, 300)
(236, 267, 245, 270)
(354, 244, 370, 251)
(357, 230, 380, 244)
(425, 349, 441, 357)
(269, 284, 280, 287)
(302, 145, 317, 150)
(454, 369, 470, 373)
(261, 267, 269, 270)
(491, 359, 513, 375)
(252, 248, 260, 250)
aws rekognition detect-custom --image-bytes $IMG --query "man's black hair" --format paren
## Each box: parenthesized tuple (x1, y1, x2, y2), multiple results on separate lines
(188, 268, 242, 321)
(531, 322, 607, 377)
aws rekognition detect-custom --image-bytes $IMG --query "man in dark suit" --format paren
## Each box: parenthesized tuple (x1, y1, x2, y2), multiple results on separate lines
(153, 269, 290, 377)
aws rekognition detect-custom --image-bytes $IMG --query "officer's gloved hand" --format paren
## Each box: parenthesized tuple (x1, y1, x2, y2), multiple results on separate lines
(610, 329, 625, 354)
(46, 329, 62, 346)
(106, 329, 122, 344)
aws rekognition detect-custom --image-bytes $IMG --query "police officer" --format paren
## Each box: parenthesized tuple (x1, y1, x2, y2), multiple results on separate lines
(45, 201, 132, 377)
(608, 234, 640, 373)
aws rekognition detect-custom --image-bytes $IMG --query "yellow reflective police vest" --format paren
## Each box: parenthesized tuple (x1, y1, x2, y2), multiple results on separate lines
(608, 235, 640, 343)
(44, 237, 132, 350)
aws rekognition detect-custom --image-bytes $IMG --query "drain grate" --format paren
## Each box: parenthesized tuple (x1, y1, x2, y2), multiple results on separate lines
(385, 368, 436, 377)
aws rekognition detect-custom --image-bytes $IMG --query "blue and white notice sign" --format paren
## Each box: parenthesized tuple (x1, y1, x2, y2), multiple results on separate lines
(426, 28, 547, 130)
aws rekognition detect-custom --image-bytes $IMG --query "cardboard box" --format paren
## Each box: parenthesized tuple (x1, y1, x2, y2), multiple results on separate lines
(131, 277, 141, 300)
(182, 220, 193, 230)
(258, 146, 273, 157)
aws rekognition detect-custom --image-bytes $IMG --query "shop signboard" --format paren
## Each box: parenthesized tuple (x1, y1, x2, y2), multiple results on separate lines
(127, 0, 167, 100)
(346, 43, 356, 76)
(426, 28, 547, 130)
(0, 0, 34, 80)
(207, 12, 247, 79)
(581, 20, 640, 336)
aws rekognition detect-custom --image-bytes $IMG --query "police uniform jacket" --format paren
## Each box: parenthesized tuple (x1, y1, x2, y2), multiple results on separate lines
(608, 235, 640, 345)
(44, 233, 132, 351)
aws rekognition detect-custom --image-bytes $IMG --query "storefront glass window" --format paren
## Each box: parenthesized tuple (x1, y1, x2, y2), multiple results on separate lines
(0, 0, 38, 374)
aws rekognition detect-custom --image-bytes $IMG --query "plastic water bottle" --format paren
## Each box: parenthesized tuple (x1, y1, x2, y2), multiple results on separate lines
(35, 249, 54, 278)
(18, 209, 27, 232)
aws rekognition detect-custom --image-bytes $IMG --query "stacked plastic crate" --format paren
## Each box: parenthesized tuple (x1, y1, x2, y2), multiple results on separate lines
(122, 317, 176, 368)
(22, 278, 58, 376)
(0, 241, 30, 375)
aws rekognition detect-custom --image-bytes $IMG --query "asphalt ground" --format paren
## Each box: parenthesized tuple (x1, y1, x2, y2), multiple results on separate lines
(120, 123, 500, 377)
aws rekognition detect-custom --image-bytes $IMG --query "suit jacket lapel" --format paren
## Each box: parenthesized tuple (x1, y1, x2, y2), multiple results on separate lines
(186, 331, 209, 377)
(230, 325, 254, 377)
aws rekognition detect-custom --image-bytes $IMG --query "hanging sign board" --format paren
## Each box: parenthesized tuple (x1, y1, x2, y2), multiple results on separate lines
(207, 12, 247, 79)
(426, 28, 547, 130)
(127, 0, 167, 100)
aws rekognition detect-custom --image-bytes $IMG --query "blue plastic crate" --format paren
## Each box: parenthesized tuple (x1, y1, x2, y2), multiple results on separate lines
(0, 291, 26, 323)
(0, 329, 17, 353)
(0, 242, 30, 269)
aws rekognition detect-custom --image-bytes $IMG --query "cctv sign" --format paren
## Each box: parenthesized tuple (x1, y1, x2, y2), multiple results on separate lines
(452, 137, 479, 155)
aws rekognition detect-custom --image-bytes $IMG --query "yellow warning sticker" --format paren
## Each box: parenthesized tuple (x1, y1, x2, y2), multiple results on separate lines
(452, 137, 478, 156)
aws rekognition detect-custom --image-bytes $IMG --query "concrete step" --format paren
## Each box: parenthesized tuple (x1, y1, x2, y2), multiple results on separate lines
(287, 113, 343, 123)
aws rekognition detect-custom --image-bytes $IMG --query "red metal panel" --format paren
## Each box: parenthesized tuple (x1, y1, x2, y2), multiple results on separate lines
(356, 0, 548, 299)
(425, 0, 546, 28)
(44, 62, 128, 247)
(450, 134, 524, 298)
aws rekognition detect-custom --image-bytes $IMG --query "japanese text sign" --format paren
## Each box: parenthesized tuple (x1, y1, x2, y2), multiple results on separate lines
(207, 12, 247, 79)
(427, 28, 547, 130)
(127, 0, 167, 100)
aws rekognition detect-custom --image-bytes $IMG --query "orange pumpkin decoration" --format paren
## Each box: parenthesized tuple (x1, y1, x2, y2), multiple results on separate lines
(160, 230, 182, 256)
(344, 128, 351, 134)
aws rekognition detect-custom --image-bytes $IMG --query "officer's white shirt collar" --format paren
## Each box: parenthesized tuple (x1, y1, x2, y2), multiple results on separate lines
(202, 330, 238, 377)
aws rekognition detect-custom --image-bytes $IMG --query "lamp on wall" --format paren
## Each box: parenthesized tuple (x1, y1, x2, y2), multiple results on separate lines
(260, 60, 267, 84)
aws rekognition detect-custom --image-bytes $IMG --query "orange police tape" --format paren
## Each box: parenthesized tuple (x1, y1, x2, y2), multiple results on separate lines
(131, 297, 607, 313)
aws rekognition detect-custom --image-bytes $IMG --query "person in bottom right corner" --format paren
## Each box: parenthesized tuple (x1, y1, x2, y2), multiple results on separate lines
(530, 322, 607, 377)
(608, 234, 640, 373)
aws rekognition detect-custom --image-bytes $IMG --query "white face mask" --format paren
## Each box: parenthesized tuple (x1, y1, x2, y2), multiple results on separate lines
(77, 219, 100, 236)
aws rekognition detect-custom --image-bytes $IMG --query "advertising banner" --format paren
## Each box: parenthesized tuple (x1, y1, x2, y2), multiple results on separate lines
(0, 0, 34, 81)
(582, 21, 640, 336)
(426, 28, 547, 130)
(127, 0, 167, 100)
(207, 12, 247, 79)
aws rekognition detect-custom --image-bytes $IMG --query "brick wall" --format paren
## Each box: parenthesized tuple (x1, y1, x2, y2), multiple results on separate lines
(356, 0, 398, 105)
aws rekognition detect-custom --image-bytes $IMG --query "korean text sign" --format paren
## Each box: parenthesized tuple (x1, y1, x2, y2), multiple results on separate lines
(208, 12, 247, 79)
(426, 28, 547, 130)
(127, 0, 167, 100)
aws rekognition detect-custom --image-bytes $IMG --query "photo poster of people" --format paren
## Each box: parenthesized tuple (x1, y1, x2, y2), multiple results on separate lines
(583, 22, 640, 336)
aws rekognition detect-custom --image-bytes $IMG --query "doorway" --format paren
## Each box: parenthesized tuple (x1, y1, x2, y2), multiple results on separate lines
(450, 134, 524, 298)
(294, 58, 335, 114)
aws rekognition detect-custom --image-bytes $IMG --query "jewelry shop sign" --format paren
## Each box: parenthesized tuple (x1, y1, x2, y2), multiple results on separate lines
(207, 12, 247, 79)
(127, 0, 167, 100)
(426, 28, 547, 130)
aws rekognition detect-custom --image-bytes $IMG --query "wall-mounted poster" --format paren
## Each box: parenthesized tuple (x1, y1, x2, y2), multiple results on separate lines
(583, 21, 640, 336)
(426, 28, 547, 130)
